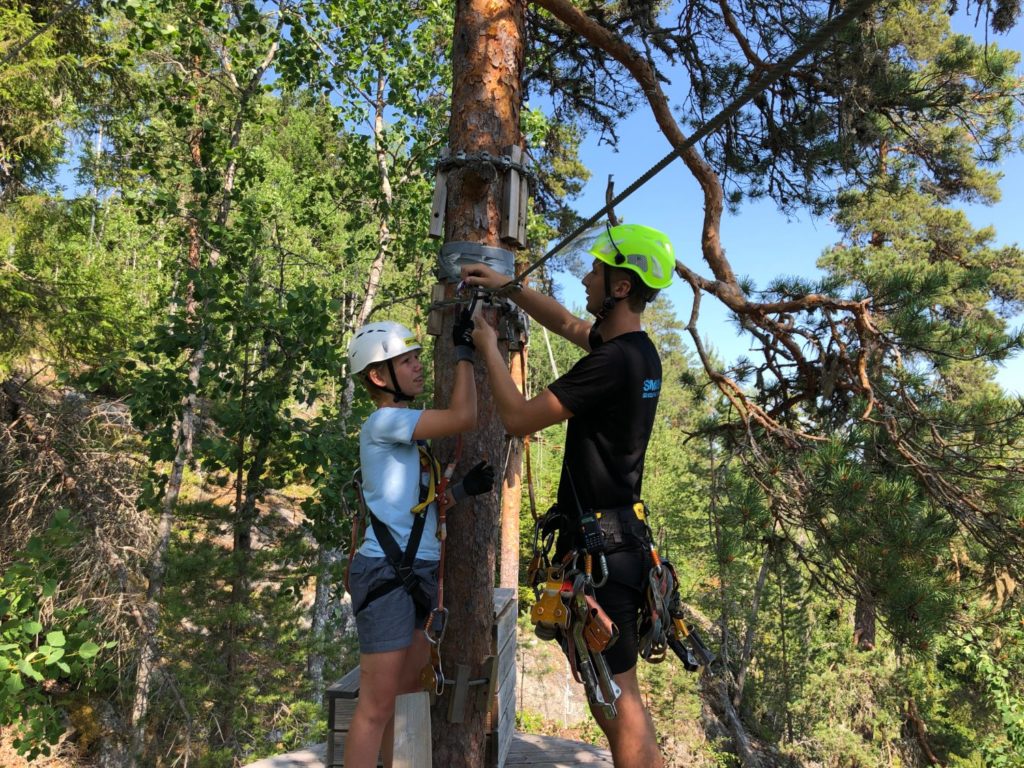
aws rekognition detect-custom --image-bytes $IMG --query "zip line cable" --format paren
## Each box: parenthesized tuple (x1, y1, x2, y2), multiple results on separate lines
(506, 0, 881, 291)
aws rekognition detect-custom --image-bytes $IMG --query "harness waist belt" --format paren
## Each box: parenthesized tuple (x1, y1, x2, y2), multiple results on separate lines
(595, 504, 643, 547)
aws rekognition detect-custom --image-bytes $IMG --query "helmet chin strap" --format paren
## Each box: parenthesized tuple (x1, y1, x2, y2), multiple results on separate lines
(589, 263, 624, 349)
(381, 358, 414, 403)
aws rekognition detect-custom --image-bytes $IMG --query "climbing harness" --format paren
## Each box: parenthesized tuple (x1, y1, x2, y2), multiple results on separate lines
(528, 500, 716, 719)
(346, 444, 442, 622)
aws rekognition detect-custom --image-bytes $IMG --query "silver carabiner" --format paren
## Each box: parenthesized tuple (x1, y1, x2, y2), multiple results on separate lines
(591, 553, 610, 588)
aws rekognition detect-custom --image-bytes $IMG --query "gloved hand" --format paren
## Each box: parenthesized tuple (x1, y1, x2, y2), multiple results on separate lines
(452, 308, 476, 349)
(451, 461, 495, 502)
(452, 308, 475, 363)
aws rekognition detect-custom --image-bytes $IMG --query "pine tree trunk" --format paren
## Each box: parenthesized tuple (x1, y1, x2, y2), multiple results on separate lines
(854, 587, 877, 651)
(499, 346, 526, 589)
(432, 1, 525, 764)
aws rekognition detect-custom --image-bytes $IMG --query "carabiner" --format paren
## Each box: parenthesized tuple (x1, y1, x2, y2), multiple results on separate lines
(424, 607, 449, 646)
(592, 553, 610, 588)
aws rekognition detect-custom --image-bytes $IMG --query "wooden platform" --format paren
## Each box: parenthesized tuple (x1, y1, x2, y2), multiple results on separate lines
(242, 732, 612, 767)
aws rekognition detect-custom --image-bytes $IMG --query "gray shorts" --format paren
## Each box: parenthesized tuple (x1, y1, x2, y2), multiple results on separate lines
(348, 553, 439, 654)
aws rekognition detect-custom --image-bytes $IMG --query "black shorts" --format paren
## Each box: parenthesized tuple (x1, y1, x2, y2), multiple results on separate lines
(592, 546, 648, 675)
(556, 512, 651, 676)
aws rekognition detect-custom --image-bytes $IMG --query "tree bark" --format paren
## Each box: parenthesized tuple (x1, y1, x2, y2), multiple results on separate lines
(432, 1, 525, 764)
(854, 586, 877, 651)
(499, 347, 525, 589)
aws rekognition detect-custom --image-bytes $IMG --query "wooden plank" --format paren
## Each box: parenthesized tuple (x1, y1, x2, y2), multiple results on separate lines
(393, 691, 431, 768)
(504, 733, 613, 766)
(495, 689, 516, 768)
(428, 147, 449, 239)
(492, 591, 517, 655)
(327, 666, 361, 698)
(243, 731, 619, 768)
(516, 150, 529, 246)
(332, 698, 357, 731)
(447, 663, 472, 723)
(241, 743, 326, 768)
(487, 639, 516, 732)
(500, 146, 522, 244)
(493, 587, 516, 621)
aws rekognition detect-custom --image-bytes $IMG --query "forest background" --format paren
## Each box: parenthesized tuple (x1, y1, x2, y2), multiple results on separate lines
(2, 0, 1024, 767)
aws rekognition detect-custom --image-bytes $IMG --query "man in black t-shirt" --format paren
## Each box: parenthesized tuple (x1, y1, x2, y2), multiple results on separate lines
(464, 223, 675, 768)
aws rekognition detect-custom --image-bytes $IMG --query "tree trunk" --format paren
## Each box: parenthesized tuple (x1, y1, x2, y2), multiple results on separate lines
(733, 542, 772, 708)
(854, 586, 877, 651)
(128, 36, 276, 758)
(499, 345, 525, 589)
(432, 1, 525, 764)
(308, 68, 395, 700)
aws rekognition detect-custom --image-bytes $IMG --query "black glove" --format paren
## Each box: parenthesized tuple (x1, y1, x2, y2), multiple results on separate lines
(452, 308, 475, 352)
(451, 461, 495, 502)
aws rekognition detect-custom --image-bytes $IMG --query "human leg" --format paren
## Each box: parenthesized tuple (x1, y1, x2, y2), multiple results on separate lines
(345, 556, 436, 768)
(590, 666, 663, 768)
(344, 649, 406, 768)
(380, 631, 432, 767)
(586, 546, 661, 767)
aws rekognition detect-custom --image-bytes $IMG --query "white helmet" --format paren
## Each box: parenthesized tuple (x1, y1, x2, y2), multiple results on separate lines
(348, 321, 422, 375)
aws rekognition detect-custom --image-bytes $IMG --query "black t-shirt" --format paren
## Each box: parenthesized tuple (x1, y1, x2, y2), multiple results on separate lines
(548, 331, 662, 515)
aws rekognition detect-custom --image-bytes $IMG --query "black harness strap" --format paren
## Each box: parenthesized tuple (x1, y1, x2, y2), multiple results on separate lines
(360, 510, 431, 619)
(355, 444, 439, 619)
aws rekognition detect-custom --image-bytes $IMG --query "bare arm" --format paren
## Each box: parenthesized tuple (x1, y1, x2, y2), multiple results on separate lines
(462, 264, 592, 351)
(472, 319, 573, 437)
(412, 359, 477, 440)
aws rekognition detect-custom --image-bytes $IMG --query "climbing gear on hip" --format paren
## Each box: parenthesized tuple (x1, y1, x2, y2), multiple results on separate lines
(564, 467, 610, 587)
(635, 505, 717, 672)
(527, 505, 622, 719)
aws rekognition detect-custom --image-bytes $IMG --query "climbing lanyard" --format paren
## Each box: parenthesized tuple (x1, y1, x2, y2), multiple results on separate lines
(422, 434, 460, 695)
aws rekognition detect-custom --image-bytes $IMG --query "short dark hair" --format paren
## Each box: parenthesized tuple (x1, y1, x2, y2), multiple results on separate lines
(613, 267, 658, 312)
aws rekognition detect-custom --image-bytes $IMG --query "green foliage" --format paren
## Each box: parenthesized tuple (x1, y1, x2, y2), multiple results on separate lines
(0, 0, 107, 201)
(0, 510, 113, 759)
(944, 615, 1024, 766)
(0, 193, 171, 377)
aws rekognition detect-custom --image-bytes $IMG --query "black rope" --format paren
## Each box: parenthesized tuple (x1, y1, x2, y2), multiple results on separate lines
(503, 0, 881, 292)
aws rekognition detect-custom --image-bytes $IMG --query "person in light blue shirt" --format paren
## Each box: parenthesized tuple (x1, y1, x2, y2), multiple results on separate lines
(344, 318, 493, 768)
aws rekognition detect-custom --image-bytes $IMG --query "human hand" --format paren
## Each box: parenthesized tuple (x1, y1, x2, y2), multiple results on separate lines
(470, 316, 497, 350)
(452, 461, 495, 501)
(460, 263, 507, 291)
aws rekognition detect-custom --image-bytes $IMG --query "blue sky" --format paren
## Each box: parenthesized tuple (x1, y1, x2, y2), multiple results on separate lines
(548, 13, 1024, 396)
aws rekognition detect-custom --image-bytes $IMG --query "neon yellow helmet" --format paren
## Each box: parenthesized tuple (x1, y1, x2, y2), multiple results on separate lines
(585, 223, 675, 290)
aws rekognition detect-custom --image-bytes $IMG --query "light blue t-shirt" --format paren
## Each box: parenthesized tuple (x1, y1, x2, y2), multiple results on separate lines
(358, 407, 440, 561)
